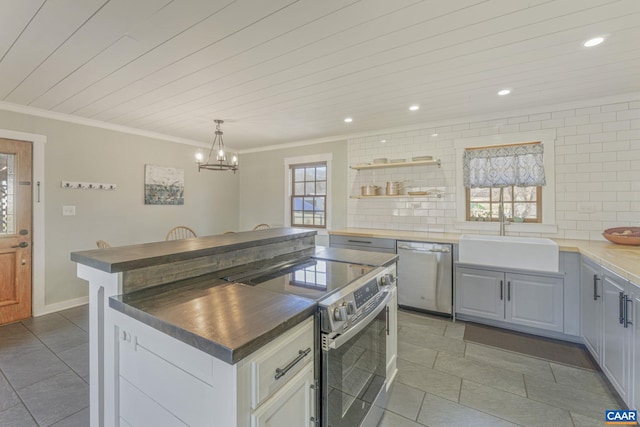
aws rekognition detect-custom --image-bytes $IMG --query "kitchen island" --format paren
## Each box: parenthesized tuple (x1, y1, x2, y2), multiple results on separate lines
(72, 228, 398, 427)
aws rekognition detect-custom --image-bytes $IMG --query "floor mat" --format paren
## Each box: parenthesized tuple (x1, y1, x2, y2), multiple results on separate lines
(463, 322, 599, 371)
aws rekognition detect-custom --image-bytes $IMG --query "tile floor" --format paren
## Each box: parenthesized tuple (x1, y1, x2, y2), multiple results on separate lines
(378, 310, 622, 427)
(0, 306, 622, 427)
(0, 306, 89, 426)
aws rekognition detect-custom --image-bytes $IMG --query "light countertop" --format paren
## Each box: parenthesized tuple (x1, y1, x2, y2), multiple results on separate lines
(330, 228, 640, 284)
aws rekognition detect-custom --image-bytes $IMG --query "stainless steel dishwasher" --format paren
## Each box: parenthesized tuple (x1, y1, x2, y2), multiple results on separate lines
(396, 241, 453, 316)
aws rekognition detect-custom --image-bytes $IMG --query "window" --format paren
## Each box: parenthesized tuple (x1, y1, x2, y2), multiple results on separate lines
(464, 142, 544, 223)
(290, 162, 327, 228)
(467, 186, 542, 222)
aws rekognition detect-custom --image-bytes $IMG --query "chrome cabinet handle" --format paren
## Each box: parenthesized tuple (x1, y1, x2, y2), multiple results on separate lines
(275, 347, 311, 380)
(593, 275, 601, 301)
(624, 295, 633, 329)
(507, 281, 511, 301)
(500, 280, 504, 300)
(348, 239, 372, 244)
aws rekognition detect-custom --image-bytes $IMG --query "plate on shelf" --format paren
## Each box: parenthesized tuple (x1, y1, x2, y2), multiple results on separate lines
(412, 155, 433, 161)
(372, 158, 388, 164)
(389, 158, 405, 163)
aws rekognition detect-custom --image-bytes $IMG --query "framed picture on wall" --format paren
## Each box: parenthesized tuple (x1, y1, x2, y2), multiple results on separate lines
(144, 164, 184, 205)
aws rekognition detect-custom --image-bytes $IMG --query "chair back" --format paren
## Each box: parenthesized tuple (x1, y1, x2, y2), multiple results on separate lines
(252, 223, 270, 231)
(165, 226, 197, 241)
(96, 240, 111, 249)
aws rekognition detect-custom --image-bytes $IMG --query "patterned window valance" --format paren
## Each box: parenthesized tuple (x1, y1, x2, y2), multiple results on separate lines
(463, 143, 546, 188)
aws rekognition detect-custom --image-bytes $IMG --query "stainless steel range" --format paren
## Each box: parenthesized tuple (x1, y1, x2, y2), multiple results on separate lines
(224, 256, 396, 427)
(318, 265, 396, 427)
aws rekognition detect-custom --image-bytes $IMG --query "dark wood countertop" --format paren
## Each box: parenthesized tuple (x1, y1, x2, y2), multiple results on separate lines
(109, 274, 317, 364)
(71, 228, 316, 273)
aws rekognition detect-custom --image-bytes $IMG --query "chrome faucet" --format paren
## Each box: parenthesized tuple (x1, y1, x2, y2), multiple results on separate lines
(498, 187, 509, 236)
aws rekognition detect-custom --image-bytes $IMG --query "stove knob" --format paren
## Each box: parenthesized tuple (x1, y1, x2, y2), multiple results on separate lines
(346, 301, 356, 315)
(387, 273, 396, 284)
(333, 306, 348, 321)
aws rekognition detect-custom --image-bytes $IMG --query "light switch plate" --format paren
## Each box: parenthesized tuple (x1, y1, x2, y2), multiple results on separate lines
(62, 205, 76, 216)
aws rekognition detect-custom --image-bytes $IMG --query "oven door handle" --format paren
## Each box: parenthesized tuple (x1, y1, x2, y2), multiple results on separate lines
(327, 290, 392, 350)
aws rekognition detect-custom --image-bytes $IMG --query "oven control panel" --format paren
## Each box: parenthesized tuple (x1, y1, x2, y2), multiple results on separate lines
(320, 263, 397, 334)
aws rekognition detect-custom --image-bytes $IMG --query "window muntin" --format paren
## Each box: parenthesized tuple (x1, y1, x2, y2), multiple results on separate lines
(291, 162, 327, 228)
(467, 185, 541, 222)
(465, 142, 543, 223)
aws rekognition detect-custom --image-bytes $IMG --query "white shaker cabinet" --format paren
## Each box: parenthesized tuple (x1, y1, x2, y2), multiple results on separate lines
(580, 258, 602, 362)
(601, 268, 631, 403)
(631, 284, 640, 410)
(251, 363, 315, 427)
(110, 309, 316, 427)
(455, 267, 505, 321)
(455, 266, 564, 333)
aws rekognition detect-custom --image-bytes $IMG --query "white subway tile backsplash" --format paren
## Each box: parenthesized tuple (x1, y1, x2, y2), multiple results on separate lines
(617, 109, 640, 120)
(541, 118, 565, 128)
(602, 102, 629, 112)
(519, 122, 541, 131)
(529, 112, 551, 121)
(576, 106, 601, 116)
(347, 96, 640, 240)
(552, 109, 575, 119)
(565, 115, 590, 126)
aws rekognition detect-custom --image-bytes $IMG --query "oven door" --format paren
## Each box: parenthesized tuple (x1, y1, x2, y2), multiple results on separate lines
(322, 291, 391, 427)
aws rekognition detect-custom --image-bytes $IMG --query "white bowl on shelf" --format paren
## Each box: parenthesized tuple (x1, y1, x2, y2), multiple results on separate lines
(372, 158, 388, 164)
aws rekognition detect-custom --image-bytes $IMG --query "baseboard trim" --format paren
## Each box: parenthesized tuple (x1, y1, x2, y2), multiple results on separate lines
(33, 296, 89, 317)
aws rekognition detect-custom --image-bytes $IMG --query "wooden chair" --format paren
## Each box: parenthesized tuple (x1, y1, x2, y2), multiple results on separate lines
(252, 223, 270, 231)
(165, 226, 197, 241)
(96, 240, 111, 249)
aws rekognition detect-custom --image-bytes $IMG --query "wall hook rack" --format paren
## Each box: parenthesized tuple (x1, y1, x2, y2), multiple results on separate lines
(61, 181, 117, 190)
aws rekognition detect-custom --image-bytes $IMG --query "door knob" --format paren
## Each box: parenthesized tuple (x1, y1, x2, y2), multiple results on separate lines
(11, 242, 29, 248)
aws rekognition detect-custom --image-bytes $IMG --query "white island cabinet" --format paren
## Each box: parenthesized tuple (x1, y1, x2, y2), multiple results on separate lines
(112, 308, 315, 427)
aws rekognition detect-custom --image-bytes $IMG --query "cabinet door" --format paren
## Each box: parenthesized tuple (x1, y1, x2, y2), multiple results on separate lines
(631, 287, 639, 410)
(505, 273, 564, 332)
(602, 270, 629, 401)
(386, 287, 398, 390)
(455, 267, 505, 320)
(251, 362, 314, 427)
(580, 259, 602, 361)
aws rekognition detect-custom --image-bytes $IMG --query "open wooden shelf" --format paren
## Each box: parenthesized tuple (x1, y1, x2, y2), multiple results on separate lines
(350, 159, 441, 170)
(350, 193, 442, 199)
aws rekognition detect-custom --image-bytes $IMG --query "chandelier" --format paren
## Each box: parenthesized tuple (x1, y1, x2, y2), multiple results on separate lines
(196, 119, 238, 173)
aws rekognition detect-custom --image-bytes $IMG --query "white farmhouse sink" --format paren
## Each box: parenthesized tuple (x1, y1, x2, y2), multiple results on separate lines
(458, 234, 559, 272)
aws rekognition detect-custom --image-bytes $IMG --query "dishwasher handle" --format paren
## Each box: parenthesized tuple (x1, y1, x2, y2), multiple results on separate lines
(397, 245, 450, 253)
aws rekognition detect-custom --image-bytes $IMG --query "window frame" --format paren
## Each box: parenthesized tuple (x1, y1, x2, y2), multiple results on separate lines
(465, 186, 542, 223)
(283, 153, 332, 233)
(453, 130, 557, 233)
(289, 161, 327, 229)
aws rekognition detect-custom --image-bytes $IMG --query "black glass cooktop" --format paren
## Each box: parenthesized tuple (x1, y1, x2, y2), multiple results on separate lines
(227, 259, 375, 301)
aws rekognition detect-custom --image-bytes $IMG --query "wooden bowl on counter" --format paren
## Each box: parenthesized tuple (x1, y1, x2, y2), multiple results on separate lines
(602, 227, 640, 245)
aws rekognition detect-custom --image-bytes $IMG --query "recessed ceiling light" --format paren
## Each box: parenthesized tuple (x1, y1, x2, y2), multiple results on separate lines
(584, 36, 604, 47)
(344, 117, 353, 123)
(380, 139, 386, 143)
(431, 133, 438, 137)
(409, 105, 420, 111)
(498, 89, 511, 96)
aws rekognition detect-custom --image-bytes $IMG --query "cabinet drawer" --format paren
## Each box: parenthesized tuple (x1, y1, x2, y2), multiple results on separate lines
(330, 235, 396, 251)
(250, 318, 314, 410)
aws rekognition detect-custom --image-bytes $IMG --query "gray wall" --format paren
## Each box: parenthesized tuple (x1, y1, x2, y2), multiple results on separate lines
(0, 110, 239, 306)
(238, 140, 348, 243)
